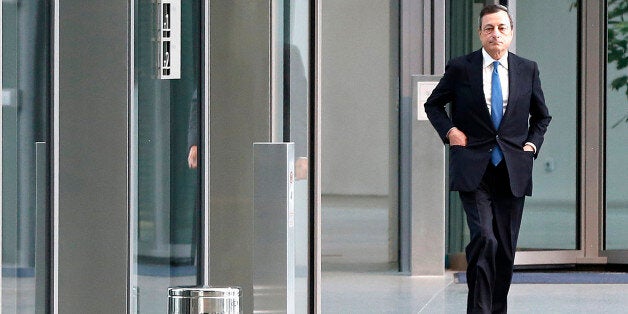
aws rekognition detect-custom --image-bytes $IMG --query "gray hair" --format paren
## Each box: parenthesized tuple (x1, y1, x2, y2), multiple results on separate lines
(478, 4, 514, 29)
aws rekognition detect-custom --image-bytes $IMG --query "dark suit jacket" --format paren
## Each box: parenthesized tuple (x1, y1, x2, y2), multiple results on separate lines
(424, 49, 551, 197)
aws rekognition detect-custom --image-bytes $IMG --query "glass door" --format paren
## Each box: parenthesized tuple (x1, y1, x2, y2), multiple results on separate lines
(281, 0, 311, 311)
(511, 0, 579, 253)
(1, 0, 52, 312)
(605, 0, 628, 252)
(446, 0, 580, 264)
(130, 0, 202, 312)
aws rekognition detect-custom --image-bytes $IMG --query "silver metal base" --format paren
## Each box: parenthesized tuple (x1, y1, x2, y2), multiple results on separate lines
(168, 286, 241, 314)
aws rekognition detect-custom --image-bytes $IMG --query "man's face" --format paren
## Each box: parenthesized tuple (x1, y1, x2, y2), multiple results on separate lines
(478, 11, 513, 58)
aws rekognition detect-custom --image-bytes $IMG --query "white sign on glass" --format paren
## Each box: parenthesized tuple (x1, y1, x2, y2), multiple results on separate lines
(416, 81, 438, 121)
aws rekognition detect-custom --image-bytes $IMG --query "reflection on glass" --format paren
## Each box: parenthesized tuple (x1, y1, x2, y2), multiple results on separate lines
(515, 0, 578, 250)
(284, 0, 310, 311)
(2, 0, 51, 312)
(605, 0, 628, 250)
(130, 0, 201, 312)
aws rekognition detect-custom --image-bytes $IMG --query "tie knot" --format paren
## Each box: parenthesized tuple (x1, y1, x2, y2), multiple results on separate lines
(493, 61, 500, 72)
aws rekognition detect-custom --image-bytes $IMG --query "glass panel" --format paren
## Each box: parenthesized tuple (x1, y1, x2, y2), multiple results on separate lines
(283, 0, 310, 311)
(2, 1, 51, 312)
(320, 0, 398, 273)
(514, 0, 578, 250)
(605, 0, 628, 250)
(130, 0, 201, 312)
(445, 0, 485, 259)
(446, 0, 579, 254)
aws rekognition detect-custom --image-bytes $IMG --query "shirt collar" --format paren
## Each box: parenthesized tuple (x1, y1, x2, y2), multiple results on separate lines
(482, 48, 509, 70)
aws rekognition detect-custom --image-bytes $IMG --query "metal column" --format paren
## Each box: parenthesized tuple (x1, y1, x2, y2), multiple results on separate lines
(253, 143, 296, 313)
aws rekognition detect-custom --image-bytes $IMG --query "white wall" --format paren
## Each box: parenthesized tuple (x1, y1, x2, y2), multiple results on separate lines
(321, 0, 396, 196)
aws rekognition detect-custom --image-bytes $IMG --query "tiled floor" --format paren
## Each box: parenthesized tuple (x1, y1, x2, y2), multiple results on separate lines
(322, 270, 628, 313)
(4, 195, 626, 313)
(321, 195, 628, 313)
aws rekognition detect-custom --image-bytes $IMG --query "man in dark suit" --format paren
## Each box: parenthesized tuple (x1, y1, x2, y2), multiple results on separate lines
(424, 4, 551, 313)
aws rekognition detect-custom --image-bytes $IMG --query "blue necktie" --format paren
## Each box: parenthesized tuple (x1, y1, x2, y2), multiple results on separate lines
(491, 61, 504, 165)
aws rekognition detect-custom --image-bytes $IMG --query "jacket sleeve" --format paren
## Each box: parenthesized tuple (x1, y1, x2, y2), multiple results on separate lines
(424, 60, 457, 144)
(187, 89, 200, 150)
(525, 62, 552, 155)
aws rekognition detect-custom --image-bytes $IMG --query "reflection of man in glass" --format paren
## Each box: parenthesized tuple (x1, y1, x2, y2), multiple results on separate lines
(187, 91, 199, 169)
(286, 42, 310, 313)
(286, 44, 309, 180)
(186, 91, 200, 279)
(188, 144, 198, 169)
(186, 50, 308, 173)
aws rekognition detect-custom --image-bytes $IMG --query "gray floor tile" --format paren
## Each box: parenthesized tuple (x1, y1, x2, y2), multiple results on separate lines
(322, 271, 628, 314)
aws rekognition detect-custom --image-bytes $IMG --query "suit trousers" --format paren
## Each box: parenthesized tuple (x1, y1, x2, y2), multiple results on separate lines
(459, 161, 525, 314)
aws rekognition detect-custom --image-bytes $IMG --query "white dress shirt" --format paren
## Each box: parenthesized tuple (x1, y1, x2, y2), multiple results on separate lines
(482, 48, 509, 115)
(482, 48, 536, 153)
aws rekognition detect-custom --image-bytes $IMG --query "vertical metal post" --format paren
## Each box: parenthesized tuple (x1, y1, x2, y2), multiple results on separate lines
(202, 0, 211, 288)
(35, 142, 49, 314)
(128, 0, 138, 312)
(508, 0, 517, 52)
(0, 3, 4, 310)
(422, 0, 432, 74)
(579, 0, 606, 264)
(270, 0, 284, 142)
(52, 1, 60, 312)
(400, 0, 447, 276)
(57, 1, 129, 312)
(399, 0, 425, 274)
(433, 0, 445, 75)
(411, 75, 445, 276)
(312, 0, 322, 311)
(253, 143, 295, 313)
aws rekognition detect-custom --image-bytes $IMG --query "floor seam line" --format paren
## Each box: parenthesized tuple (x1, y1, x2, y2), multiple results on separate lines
(416, 278, 455, 313)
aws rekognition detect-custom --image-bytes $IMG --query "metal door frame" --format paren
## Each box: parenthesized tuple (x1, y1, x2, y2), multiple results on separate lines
(512, 0, 610, 266)
(401, 0, 626, 268)
(598, 0, 628, 264)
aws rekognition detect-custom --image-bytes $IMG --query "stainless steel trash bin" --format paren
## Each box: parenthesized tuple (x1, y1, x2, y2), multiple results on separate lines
(168, 286, 241, 314)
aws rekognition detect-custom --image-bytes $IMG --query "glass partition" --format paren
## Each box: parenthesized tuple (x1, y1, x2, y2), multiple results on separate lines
(446, 0, 579, 255)
(514, 0, 579, 250)
(283, 0, 310, 311)
(445, 0, 484, 258)
(1, 1, 51, 312)
(130, 0, 202, 312)
(605, 0, 628, 250)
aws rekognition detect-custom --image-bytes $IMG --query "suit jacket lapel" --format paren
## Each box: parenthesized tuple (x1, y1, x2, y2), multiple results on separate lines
(467, 50, 494, 126)
(503, 52, 520, 123)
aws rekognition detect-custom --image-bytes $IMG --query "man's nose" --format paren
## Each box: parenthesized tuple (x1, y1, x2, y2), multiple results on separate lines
(490, 32, 502, 39)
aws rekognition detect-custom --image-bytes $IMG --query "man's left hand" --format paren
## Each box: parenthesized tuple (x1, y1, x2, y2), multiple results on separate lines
(523, 144, 535, 152)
